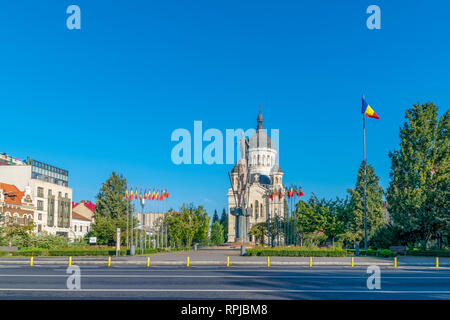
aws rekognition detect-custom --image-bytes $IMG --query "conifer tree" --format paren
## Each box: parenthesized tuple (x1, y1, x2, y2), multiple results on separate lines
(347, 162, 386, 242)
(386, 103, 449, 246)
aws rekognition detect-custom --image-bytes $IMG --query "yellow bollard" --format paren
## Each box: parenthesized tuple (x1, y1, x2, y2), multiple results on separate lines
(107, 256, 111, 267)
(351, 257, 354, 268)
(394, 257, 397, 268)
(147, 257, 150, 268)
(436, 257, 439, 268)
(30, 256, 34, 267)
(187, 256, 190, 267)
(267, 257, 270, 268)
(309, 257, 312, 268)
(69, 256, 72, 267)
(227, 256, 230, 268)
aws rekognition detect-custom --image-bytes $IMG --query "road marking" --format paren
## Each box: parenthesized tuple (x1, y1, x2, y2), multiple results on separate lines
(0, 288, 448, 294)
(0, 274, 449, 279)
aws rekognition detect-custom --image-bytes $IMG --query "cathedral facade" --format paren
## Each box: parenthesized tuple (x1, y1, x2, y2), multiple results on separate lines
(227, 110, 285, 244)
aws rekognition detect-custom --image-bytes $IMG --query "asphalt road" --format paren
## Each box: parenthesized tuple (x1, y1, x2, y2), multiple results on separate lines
(0, 264, 449, 300)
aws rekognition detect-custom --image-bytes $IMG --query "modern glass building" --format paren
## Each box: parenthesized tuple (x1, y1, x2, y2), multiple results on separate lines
(30, 159, 69, 187)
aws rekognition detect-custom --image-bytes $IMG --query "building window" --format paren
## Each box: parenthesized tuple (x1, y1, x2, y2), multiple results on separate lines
(74, 225, 77, 232)
(13, 214, 18, 224)
(37, 187, 44, 198)
(80, 226, 82, 232)
(37, 200, 44, 211)
(38, 213, 42, 220)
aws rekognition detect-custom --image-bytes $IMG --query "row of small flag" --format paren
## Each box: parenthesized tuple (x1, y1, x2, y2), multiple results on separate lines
(125, 188, 169, 201)
(268, 186, 305, 200)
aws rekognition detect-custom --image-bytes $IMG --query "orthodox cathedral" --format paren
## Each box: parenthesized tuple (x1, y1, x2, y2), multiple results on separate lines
(227, 110, 285, 243)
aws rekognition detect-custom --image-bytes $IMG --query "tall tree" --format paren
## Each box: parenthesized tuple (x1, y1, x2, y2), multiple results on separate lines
(210, 221, 225, 246)
(212, 210, 219, 224)
(386, 103, 449, 246)
(89, 171, 132, 245)
(220, 208, 228, 242)
(94, 171, 130, 219)
(347, 161, 386, 243)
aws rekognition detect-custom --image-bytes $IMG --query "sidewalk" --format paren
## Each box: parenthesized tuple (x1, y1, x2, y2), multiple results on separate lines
(0, 250, 447, 267)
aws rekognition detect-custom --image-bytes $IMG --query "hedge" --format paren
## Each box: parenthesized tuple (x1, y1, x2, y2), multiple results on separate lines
(407, 249, 450, 257)
(0, 247, 165, 257)
(346, 248, 396, 258)
(246, 247, 348, 257)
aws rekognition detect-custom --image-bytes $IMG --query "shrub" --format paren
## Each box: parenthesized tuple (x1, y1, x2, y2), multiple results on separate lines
(407, 249, 450, 257)
(246, 246, 348, 257)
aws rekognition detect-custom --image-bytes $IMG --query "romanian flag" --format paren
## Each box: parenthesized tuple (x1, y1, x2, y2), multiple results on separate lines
(296, 188, 305, 197)
(166, 190, 169, 199)
(129, 189, 133, 200)
(155, 190, 160, 201)
(139, 189, 142, 201)
(125, 189, 128, 200)
(134, 188, 138, 200)
(362, 96, 380, 119)
(152, 189, 156, 200)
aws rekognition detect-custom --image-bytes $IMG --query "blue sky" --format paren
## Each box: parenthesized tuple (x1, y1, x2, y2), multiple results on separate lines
(1, 1, 449, 217)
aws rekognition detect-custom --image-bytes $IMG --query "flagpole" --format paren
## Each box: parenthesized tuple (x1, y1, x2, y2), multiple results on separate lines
(363, 112, 368, 251)
(126, 185, 129, 250)
(130, 190, 134, 254)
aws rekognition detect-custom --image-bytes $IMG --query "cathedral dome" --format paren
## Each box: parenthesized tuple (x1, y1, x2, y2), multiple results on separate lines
(249, 129, 274, 150)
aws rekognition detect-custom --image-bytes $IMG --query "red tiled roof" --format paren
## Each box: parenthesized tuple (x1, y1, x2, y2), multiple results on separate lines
(72, 200, 96, 212)
(0, 183, 24, 205)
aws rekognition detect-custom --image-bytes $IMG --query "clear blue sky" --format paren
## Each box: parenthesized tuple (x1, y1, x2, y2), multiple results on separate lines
(1, 1, 449, 217)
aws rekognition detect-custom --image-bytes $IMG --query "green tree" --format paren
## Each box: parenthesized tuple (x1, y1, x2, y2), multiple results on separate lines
(89, 171, 132, 245)
(210, 221, 224, 246)
(347, 161, 386, 243)
(220, 208, 228, 242)
(386, 103, 449, 247)
(295, 196, 326, 246)
(321, 198, 347, 247)
(212, 210, 219, 224)
(249, 222, 267, 245)
(166, 204, 210, 247)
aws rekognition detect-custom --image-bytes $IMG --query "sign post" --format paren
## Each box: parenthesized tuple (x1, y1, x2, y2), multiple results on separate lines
(116, 228, 121, 256)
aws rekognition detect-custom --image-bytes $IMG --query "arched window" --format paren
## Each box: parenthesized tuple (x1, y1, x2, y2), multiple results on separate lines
(74, 225, 77, 232)
(23, 215, 28, 225)
(260, 204, 264, 218)
(5, 212, 10, 223)
(258, 155, 260, 165)
(250, 204, 253, 217)
(255, 200, 259, 218)
(13, 213, 18, 224)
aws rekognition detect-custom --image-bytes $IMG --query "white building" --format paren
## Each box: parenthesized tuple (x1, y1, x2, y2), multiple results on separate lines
(71, 211, 91, 240)
(227, 110, 285, 244)
(0, 155, 73, 239)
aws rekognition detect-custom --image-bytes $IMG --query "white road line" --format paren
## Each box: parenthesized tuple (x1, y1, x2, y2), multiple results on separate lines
(0, 288, 448, 294)
(0, 274, 449, 279)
